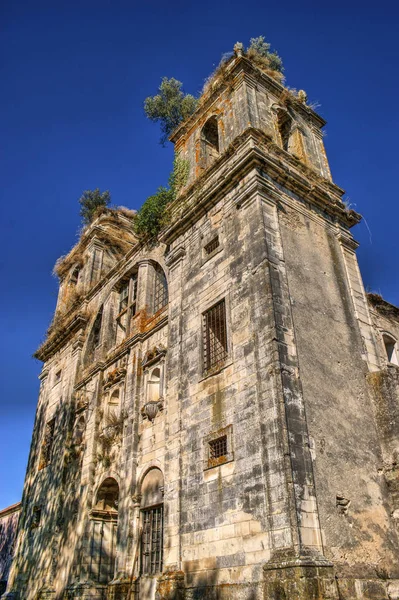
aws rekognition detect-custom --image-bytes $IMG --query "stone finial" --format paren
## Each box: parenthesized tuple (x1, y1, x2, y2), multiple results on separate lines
(297, 89, 308, 104)
(234, 42, 244, 57)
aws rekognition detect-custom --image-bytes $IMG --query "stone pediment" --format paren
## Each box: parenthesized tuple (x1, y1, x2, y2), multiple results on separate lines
(141, 344, 167, 368)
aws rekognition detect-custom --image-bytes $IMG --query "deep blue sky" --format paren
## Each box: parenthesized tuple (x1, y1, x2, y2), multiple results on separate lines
(1, 0, 398, 508)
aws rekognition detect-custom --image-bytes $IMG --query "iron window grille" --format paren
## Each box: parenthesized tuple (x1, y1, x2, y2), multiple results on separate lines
(38, 419, 55, 470)
(153, 267, 168, 313)
(203, 299, 228, 373)
(209, 435, 227, 460)
(204, 236, 220, 255)
(140, 505, 163, 575)
(204, 425, 234, 470)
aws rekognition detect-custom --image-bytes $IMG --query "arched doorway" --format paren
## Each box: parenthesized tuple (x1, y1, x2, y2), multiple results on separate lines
(89, 477, 119, 584)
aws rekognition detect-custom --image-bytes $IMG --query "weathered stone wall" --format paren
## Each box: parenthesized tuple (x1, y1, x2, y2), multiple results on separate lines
(0, 504, 20, 596)
(278, 196, 399, 584)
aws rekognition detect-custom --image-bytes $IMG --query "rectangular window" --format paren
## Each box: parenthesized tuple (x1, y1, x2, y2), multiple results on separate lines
(153, 267, 168, 314)
(31, 506, 42, 529)
(129, 273, 138, 317)
(209, 435, 227, 461)
(119, 283, 129, 313)
(116, 274, 138, 337)
(141, 505, 163, 575)
(204, 236, 219, 255)
(38, 418, 56, 470)
(203, 299, 228, 373)
(204, 425, 234, 470)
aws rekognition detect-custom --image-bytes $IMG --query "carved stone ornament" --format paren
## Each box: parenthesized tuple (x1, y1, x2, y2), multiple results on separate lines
(104, 366, 127, 389)
(234, 42, 244, 57)
(141, 399, 164, 421)
(142, 345, 167, 369)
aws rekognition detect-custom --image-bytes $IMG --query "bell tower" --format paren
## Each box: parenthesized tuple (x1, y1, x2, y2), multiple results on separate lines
(159, 45, 396, 599)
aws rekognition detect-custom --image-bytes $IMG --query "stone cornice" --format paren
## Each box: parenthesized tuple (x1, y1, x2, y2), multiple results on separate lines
(161, 128, 360, 245)
(35, 313, 88, 362)
(0, 502, 22, 518)
(367, 293, 399, 321)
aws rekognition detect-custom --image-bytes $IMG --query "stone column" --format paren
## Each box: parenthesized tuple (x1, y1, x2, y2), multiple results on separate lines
(159, 246, 187, 593)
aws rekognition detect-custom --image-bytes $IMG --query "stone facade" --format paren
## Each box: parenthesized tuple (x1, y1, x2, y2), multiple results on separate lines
(0, 504, 20, 596)
(2, 50, 399, 600)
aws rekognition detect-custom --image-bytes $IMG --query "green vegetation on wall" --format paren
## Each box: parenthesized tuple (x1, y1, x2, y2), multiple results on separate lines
(133, 154, 190, 239)
(144, 77, 198, 146)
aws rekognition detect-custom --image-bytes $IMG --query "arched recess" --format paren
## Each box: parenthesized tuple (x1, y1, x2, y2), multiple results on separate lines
(139, 468, 164, 576)
(382, 333, 399, 365)
(200, 116, 220, 169)
(147, 367, 161, 403)
(89, 477, 119, 584)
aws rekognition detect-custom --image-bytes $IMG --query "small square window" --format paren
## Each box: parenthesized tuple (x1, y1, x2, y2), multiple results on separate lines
(31, 506, 42, 529)
(54, 370, 62, 384)
(204, 425, 234, 470)
(204, 236, 219, 255)
(209, 435, 227, 460)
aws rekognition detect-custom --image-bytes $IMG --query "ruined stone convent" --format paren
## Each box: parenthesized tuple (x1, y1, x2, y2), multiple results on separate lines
(1, 47, 399, 600)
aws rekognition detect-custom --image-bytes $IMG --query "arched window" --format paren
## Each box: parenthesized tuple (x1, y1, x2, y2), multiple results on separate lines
(277, 108, 292, 152)
(383, 334, 399, 366)
(153, 265, 168, 313)
(200, 116, 220, 168)
(89, 478, 119, 584)
(140, 469, 164, 576)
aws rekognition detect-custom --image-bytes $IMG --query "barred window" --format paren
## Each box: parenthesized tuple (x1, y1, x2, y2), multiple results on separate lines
(204, 236, 219, 255)
(38, 418, 56, 470)
(203, 299, 228, 372)
(141, 505, 163, 575)
(209, 435, 227, 460)
(153, 266, 168, 313)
